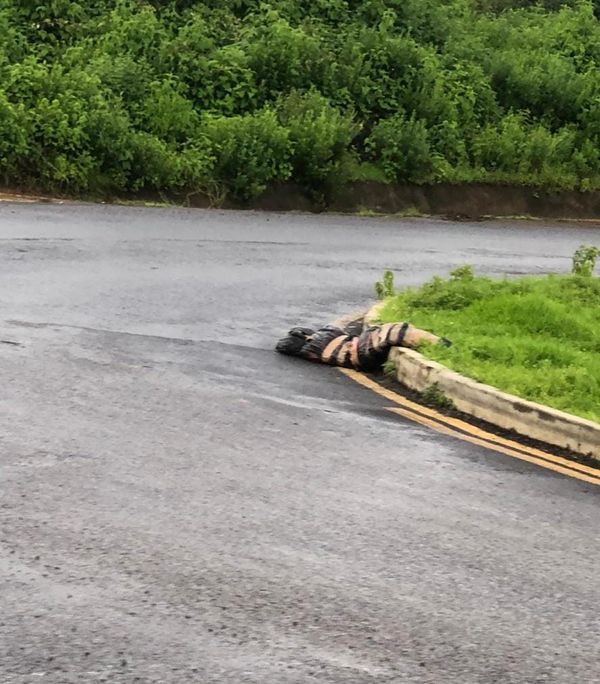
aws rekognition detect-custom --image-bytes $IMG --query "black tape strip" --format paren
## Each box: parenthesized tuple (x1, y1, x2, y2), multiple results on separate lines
(323, 338, 347, 365)
(396, 322, 410, 346)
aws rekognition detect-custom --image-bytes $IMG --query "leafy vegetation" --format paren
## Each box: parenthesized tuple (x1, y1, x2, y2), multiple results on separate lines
(2, 1, 600, 200)
(377, 252, 600, 422)
(375, 270, 395, 300)
(421, 383, 456, 410)
(572, 244, 600, 277)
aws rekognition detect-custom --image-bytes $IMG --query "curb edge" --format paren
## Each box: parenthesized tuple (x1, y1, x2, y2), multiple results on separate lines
(365, 302, 600, 460)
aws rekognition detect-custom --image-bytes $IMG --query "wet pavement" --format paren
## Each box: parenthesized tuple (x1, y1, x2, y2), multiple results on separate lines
(1, 203, 599, 683)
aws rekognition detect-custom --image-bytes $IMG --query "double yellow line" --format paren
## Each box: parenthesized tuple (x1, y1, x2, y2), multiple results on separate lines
(340, 368, 600, 486)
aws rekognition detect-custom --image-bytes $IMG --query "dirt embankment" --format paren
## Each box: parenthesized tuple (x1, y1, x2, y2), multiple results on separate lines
(249, 182, 600, 220)
(3, 182, 600, 220)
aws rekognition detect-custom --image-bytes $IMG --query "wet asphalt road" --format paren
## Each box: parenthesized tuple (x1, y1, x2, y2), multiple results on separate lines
(1, 203, 599, 684)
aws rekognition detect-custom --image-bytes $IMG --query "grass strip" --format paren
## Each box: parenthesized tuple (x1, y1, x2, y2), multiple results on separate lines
(378, 268, 600, 423)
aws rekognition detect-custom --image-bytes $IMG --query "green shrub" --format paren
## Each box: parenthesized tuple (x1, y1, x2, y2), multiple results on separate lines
(83, 102, 137, 192)
(201, 109, 292, 200)
(84, 52, 155, 108)
(172, 25, 258, 115)
(366, 114, 442, 184)
(134, 79, 199, 142)
(1, 59, 106, 191)
(0, 93, 30, 184)
(572, 245, 600, 277)
(470, 113, 583, 186)
(2, 0, 600, 196)
(277, 90, 358, 192)
(94, 2, 170, 73)
(244, 11, 328, 101)
(345, 25, 438, 120)
(196, 47, 257, 115)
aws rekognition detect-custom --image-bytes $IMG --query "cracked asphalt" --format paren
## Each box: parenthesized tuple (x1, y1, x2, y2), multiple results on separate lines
(1, 202, 599, 683)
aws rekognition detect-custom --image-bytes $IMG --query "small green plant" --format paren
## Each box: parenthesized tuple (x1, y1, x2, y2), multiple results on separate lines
(383, 358, 396, 376)
(572, 245, 600, 277)
(422, 383, 455, 410)
(450, 264, 475, 281)
(375, 270, 395, 300)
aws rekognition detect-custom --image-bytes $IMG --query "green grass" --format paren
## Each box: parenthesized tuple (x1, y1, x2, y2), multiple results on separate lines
(378, 269, 600, 423)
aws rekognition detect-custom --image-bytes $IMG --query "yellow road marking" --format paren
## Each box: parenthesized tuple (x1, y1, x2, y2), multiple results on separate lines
(339, 368, 600, 486)
(342, 368, 600, 477)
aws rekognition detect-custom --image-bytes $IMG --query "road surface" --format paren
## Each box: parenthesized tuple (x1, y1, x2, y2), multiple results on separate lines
(1, 203, 599, 683)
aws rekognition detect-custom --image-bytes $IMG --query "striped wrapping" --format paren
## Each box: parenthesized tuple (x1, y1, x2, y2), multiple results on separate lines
(307, 323, 443, 371)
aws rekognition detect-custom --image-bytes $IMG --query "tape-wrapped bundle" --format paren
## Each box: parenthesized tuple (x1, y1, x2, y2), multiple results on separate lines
(276, 322, 447, 371)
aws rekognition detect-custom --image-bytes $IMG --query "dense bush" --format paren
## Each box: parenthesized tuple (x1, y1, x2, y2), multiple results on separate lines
(277, 90, 358, 193)
(366, 114, 441, 183)
(201, 109, 291, 200)
(1, 0, 600, 200)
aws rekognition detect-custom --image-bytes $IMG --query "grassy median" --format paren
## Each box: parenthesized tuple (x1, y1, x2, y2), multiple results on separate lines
(378, 266, 600, 423)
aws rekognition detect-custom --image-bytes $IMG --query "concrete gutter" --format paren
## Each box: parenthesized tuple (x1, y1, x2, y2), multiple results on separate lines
(364, 302, 600, 460)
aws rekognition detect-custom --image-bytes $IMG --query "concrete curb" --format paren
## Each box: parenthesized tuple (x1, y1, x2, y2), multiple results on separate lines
(330, 310, 368, 331)
(364, 303, 600, 460)
(364, 301, 387, 327)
